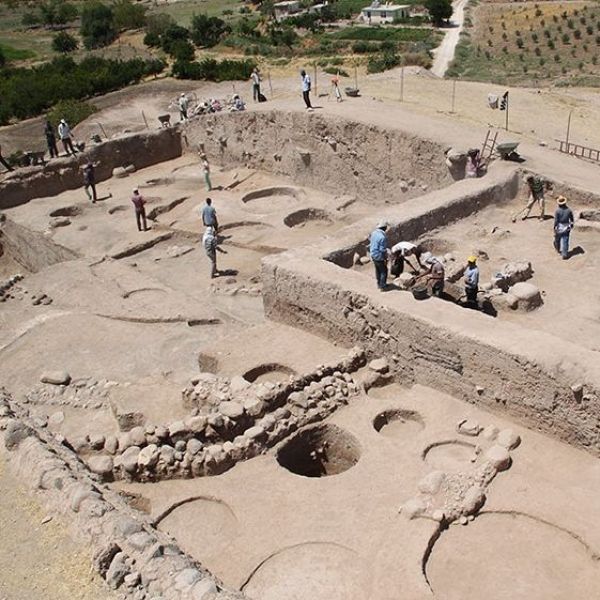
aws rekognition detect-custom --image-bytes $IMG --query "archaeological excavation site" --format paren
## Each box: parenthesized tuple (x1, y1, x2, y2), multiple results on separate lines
(1, 105, 600, 600)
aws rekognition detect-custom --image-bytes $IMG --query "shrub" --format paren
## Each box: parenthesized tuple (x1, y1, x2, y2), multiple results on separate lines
(22, 11, 40, 27)
(562, 33, 570, 43)
(567, 18, 574, 29)
(160, 24, 190, 54)
(52, 31, 78, 53)
(535, 8, 542, 17)
(532, 32, 538, 42)
(38, 0, 78, 29)
(596, 35, 600, 45)
(554, 53, 560, 62)
(80, 2, 117, 50)
(593, 55, 598, 64)
(351, 40, 377, 53)
(145, 13, 174, 38)
(516, 37, 524, 48)
(367, 51, 401, 73)
(587, 25, 593, 35)
(0, 47, 5, 68)
(324, 66, 349, 76)
(425, 0, 453, 26)
(574, 29, 582, 39)
(143, 31, 161, 47)
(548, 39, 555, 49)
(46, 99, 97, 128)
(502, 32, 507, 41)
(579, 61, 584, 70)
(170, 39, 195, 61)
(539, 57, 545, 65)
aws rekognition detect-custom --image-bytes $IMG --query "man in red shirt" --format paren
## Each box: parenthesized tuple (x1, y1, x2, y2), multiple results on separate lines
(131, 188, 148, 231)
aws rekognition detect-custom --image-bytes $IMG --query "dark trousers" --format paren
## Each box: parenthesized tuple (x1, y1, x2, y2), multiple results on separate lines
(0, 154, 13, 172)
(465, 285, 478, 305)
(373, 259, 388, 290)
(180, 109, 187, 121)
(136, 208, 147, 231)
(62, 137, 77, 155)
(46, 136, 59, 158)
(253, 83, 260, 101)
(84, 182, 97, 202)
(391, 255, 404, 277)
(303, 90, 312, 109)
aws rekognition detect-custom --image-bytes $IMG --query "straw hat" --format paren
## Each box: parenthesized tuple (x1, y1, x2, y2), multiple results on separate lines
(467, 255, 477, 263)
(377, 219, 389, 229)
(557, 196, 568, 205)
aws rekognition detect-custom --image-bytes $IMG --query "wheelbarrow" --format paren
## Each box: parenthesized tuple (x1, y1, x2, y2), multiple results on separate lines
(496, 141, 520, 161)
(345, 87, 360, 97)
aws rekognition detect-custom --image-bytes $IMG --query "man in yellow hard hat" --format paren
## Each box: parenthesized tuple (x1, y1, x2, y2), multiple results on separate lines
(464, 255, 480, 307)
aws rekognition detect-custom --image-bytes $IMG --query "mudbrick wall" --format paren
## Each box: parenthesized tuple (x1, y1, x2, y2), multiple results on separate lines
(0, 128, 182, 209)
(182, 110, 454, 202)
(262, 168, 600, 456)
(0, 213, 78, 272)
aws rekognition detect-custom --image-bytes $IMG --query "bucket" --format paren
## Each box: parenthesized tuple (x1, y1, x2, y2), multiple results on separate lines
(412, 285, 429, 300)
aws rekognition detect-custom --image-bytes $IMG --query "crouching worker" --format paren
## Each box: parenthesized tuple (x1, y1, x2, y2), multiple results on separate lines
(421, 253, 445, 297)
(390, 241, 423, 277)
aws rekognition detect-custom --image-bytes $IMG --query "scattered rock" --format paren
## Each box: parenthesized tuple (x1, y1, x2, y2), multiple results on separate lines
(418, 471, 445, 495)
(509, 282, 543, 311)
(401, 497, 427, 519)
(485, 445, 511, 471)
(395, 272, 415, 290)
(113, 167, 128, 178)
(4, 420, 34, 450)
(368, 358, 389, 373)
(496, 428, 521, 450)
(138, 444, 159, 468)
(192, 578, 218, 600)
(41, 371, 71, 386)
(218, 401, 244, 419)
(120, 446, 141, 473)
(462, 486, 485, 514)
(481, 425, 498, 441)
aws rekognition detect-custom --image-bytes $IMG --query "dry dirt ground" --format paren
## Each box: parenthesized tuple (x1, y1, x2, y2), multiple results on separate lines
(0, 449, 117, 600)
(1, 68, 600, 599)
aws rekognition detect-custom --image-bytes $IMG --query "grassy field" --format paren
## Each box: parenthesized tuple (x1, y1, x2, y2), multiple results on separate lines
(147, 0, 246, 26)
(328, 25, 435, 42)
(448, 0, 600, 86)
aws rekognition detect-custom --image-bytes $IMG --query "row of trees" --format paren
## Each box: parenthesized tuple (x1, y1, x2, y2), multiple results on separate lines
(0, 55, 164, 125)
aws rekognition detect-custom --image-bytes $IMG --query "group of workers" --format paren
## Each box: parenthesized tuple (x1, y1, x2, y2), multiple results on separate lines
(370, 221, 480, 306)
(369, 175, 575, 306)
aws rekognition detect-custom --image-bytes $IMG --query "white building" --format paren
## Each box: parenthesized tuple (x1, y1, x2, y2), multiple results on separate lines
(274, 1, 302, 20)
(360, 1, 410, 23)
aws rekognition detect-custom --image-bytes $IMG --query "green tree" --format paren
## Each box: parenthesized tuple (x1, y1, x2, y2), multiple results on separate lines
(160, 24, 190, 54)
(190, 14, 230, 48)
(80, 2, 117, 49)
(39, 0, 78, 29)
(425, 0, 453, 26)
(112, 0, 147, 31)
(52, 31, 78, 53)
(145, 13, 174, 37)
(169, 39, 195, 61)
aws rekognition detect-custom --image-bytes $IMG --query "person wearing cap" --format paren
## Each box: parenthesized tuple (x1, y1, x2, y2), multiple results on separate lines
(203, 225, 219, 278)
(82, 161, 97, 203)
(390, 241, 423, 277)
(553, 196, 574, 260)
(512, 174, 545, 222)
(369, 220, 389, 291)
(464, 256, 480, 307)
(131, 188, 148, 232)
(422, 253, 445, 297)
(58, 119, 77, 156)
(178, 93, 189, 121)
(465, 148, 481, 179)
(201, 197, 218, 233)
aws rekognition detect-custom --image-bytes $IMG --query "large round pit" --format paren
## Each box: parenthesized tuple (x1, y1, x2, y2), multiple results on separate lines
(243, 363, 296, 384)
(276, 424, 361, 478)
(284, 208, 333, 229)
(373, 409, 424, 438)
(241, 187, 303, 214)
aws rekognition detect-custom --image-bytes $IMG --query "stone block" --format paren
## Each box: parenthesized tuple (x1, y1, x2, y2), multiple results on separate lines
(40, 370, 71, 385)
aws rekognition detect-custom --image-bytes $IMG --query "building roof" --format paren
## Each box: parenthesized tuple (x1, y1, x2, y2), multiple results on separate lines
(362, 3, 411, 11)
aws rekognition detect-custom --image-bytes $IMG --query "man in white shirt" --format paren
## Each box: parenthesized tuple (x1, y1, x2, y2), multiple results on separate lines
(390, 241, 423, 276)
(58, 119, 77, 156)
(202, 226, 218, 278)
(251, 67, 261, 102)
(300, 69, 312, 110)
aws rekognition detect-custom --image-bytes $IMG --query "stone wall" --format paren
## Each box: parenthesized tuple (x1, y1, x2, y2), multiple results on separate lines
(182, 110, 453, 203)
(262, 169, 600, 456)
(0, 390, 241, 600)
(0, 128, 182, 209)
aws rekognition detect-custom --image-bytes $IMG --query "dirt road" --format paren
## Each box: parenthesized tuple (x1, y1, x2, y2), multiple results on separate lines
(430, 0, 467, 78)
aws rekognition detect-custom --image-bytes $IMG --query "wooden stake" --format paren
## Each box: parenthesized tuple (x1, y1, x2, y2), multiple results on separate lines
(268, 71, 273, 97)
(141, 111, 149, 130)
(313, 63, 318, 97)
(451, 79, 456, 113)
(566, 109, 572, 148)
(97, 122, 108, 139)
(400, 59, 404, 102)
(354, 64, 358, 90)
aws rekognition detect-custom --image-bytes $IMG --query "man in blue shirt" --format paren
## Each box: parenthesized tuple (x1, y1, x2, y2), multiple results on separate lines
(201, 197, 218, 232)
(369, 220, 389, 291)
(463, 255, 480, 308)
